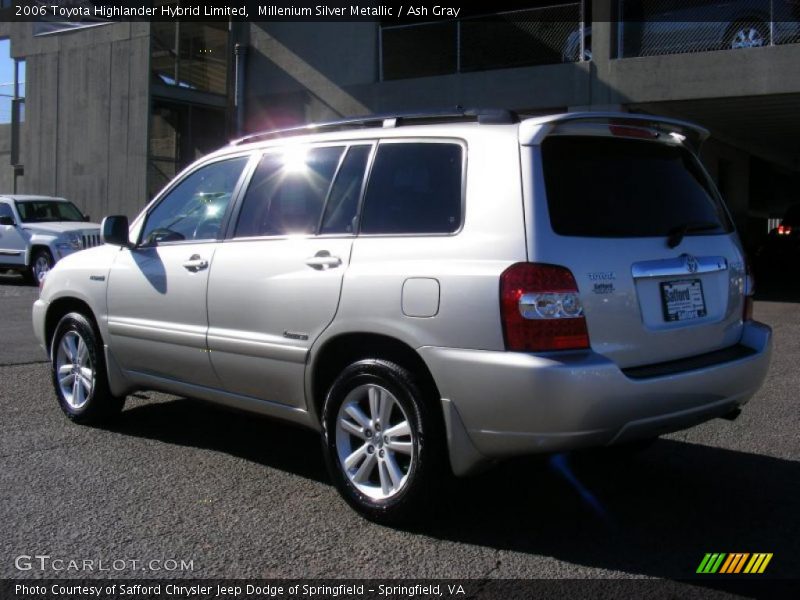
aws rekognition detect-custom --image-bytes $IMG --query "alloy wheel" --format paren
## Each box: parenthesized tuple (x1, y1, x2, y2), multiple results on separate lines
(335, 383, 415, 500)
(55, 331, 94, 410)
(33, 255, 51, 283)
(731, 27, 766, 49)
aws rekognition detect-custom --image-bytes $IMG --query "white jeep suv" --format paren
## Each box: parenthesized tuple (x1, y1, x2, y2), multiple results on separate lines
(0, 195, 101, 284)
(32, 110, 772, 523)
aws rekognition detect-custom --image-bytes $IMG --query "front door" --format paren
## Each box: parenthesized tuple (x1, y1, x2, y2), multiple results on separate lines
(107, 155, 250, 386)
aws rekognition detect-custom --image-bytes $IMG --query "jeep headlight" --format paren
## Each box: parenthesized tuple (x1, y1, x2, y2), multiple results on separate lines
(57, 233, 82, 251)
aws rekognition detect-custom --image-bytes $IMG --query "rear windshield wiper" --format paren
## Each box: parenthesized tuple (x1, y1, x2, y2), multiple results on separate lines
(667, 221, 721, 248)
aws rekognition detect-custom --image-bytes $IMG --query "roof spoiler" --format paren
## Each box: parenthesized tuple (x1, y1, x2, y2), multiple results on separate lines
(519, 112, 710, 153)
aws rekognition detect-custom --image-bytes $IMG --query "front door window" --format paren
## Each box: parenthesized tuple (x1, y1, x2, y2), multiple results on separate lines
(141, 156, 249, 246)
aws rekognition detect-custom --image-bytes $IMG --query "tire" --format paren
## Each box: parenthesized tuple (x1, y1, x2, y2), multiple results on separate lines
(50, 312, 125, 424)
(727, 20, 769, 50)
(28, 248, 54, 285)
(321, 359, 447, 525)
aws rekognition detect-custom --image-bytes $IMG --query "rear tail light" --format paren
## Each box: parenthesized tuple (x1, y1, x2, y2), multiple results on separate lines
(743, 258, 754, 321)
(500, 263, 590, 352)
(777, 224, 792, 235)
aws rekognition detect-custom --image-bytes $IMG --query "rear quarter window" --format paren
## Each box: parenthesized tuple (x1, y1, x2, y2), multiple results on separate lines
(542, 136, 733, 238)
(360, 142, 463, 235)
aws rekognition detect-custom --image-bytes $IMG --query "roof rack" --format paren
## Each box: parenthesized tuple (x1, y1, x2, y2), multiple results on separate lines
(229, 107, 519, 146)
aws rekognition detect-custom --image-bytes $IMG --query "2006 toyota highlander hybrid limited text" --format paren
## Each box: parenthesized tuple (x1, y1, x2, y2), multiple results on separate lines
(32, 110, 772, 523)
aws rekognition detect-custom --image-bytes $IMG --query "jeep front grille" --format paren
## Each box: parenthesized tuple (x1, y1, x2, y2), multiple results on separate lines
(82, 234, 101, 249)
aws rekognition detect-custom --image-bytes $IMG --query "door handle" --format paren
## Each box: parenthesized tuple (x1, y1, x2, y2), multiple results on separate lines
(182, 255, 209, 272)
(305, 251, 342, 270)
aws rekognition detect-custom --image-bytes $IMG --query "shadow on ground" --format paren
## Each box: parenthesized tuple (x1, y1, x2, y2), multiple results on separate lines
(753, 269, 800, 303)
(108, 398, 799, 586)
(0, 271, 32, 287)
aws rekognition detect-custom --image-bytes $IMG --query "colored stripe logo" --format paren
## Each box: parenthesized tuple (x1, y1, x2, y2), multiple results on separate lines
(697, 553, 773, 574)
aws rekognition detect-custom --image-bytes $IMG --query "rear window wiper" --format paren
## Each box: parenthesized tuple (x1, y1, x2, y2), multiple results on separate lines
(666, 221, 721, 248)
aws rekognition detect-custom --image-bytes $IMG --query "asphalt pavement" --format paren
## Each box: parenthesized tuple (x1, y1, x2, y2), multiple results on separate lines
(0, 271, 798, 588)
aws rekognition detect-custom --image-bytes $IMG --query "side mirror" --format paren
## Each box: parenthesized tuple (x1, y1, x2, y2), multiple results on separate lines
(0, 215, 14, 226)
(83, 214, 91, 222)
(101, 215, 131, 247)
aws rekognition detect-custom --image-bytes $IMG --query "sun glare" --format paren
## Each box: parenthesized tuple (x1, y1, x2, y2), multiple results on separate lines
(282, 146, 309, 173)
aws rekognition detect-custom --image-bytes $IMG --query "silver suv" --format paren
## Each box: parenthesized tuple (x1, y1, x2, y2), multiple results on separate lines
(0, 195, 101, 284)
(32, 110, 772, 523)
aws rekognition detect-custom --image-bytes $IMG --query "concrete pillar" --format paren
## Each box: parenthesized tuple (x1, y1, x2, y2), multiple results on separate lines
(589, 0, 618, 109)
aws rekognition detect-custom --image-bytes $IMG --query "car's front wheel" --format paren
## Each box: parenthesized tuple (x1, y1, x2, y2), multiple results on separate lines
(321, 359, 447, 524)
(51, 312, 125, 424)
(28, 248, 54, 285)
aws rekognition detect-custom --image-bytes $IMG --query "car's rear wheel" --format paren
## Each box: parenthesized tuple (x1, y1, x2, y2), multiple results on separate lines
(51, 312, 125, 424)
(321, 359, 446, 525)
(28, 248, 54, 285)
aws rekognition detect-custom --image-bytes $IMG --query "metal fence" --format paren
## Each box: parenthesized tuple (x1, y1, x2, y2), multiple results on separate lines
(381, 3, 586, 81)
(619, 0, 800, 58)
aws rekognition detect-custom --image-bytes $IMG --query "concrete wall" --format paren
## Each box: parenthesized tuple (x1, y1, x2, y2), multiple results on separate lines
(241, 21, 800, 121)
(0, 123, 15, 192)
(242, 22, 593, 126)
(0, 22, 151, 220)
(701, 137, 750, 228)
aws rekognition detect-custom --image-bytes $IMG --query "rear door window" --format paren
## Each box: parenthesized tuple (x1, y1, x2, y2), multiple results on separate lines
(542, 137, 733, 238)
(235, 146, 344, 237)
(320, 145, 371, 235)
(360, 142, 462, 235)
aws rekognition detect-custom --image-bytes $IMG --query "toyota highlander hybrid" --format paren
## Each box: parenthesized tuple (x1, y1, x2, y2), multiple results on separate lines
(32, 110, 772, 523)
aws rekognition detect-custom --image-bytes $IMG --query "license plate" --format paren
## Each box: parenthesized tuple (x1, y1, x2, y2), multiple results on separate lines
(660, 279, 707, 322)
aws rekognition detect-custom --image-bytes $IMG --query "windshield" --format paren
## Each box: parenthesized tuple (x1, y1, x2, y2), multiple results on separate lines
(15, 200, 85, 223)
(542, 136, 734, 238)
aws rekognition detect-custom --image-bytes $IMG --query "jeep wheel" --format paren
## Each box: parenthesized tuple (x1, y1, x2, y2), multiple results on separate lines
(321, 359, 446, 525)
(29, 248, 54, 285)
(51, 312, 125, 424)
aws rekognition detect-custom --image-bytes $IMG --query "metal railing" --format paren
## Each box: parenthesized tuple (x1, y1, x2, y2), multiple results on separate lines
(380, 3, 587, 81)
(618, 0, 800, 58)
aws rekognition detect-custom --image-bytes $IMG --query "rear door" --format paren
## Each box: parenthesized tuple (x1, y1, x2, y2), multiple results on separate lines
(528, 132, 746, 369)
(206, 143, 372, 407)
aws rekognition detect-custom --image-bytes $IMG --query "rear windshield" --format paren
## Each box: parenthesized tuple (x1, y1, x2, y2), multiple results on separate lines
(542, 137, 733, 238)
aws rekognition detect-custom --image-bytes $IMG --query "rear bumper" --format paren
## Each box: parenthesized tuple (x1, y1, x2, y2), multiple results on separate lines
(420, 321, 772, 474)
